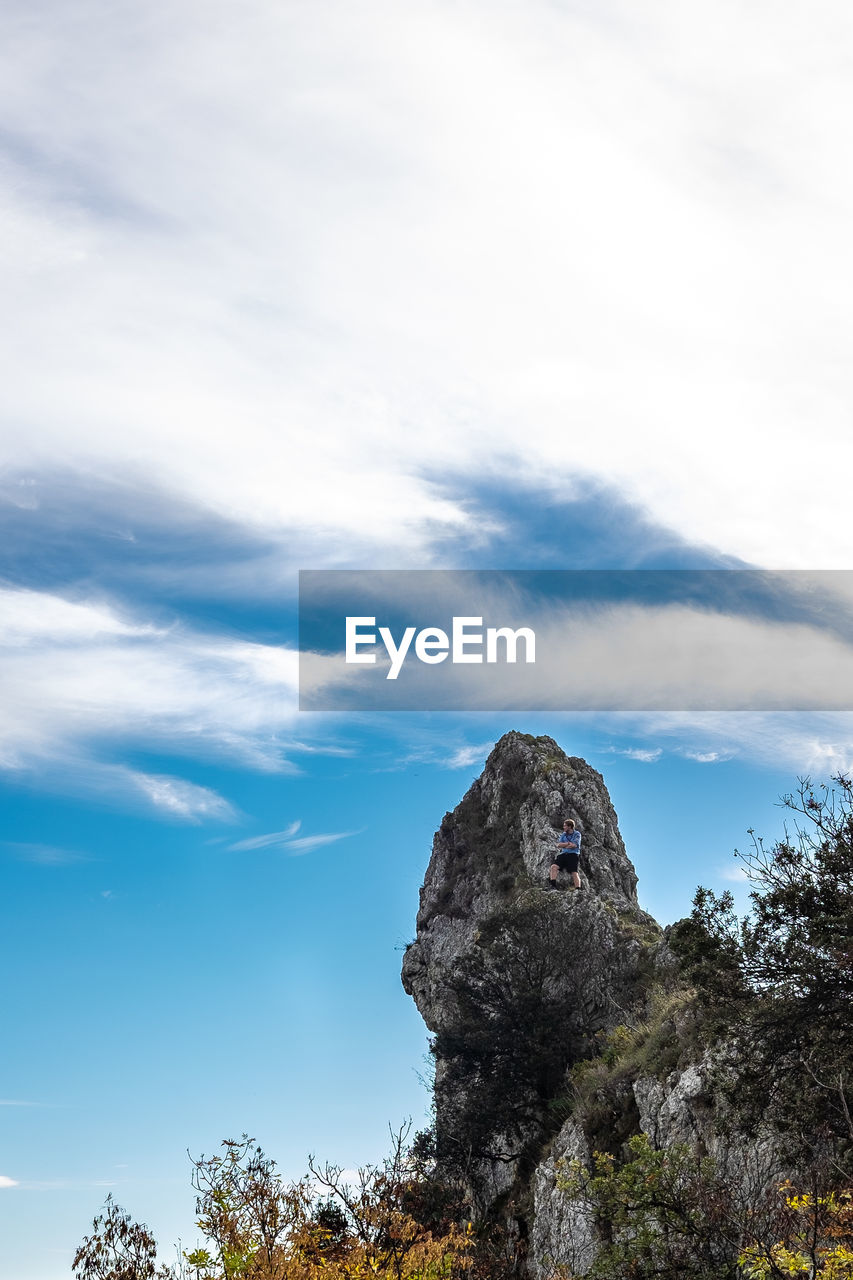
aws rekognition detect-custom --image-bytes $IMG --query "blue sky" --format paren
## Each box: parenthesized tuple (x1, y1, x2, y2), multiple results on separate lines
(3, 2, 853, 1276)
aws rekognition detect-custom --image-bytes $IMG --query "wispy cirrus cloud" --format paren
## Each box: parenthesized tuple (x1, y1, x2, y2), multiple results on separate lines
(11, 1178, 117, 1192)
(0, 586, 158, 646)
(282, 831, 358, 855)
(442, 743, 496, 770)
(228, 822, 302, 851)
(4, 2, 853, 804)
(604, 746, 664, 764)
(0, 586, 299, 764)
(0, 842, 88, 865)
(614, 711, 853, 778)
(717, 863, 750, 883)
(227, 824, 356, 855)
(126, 771, 236, 822)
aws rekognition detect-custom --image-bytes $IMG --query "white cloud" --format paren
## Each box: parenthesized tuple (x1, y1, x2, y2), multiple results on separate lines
(0, 588, 158, 646)
(1, 842, 87, 864)
(443, 743, 495, 769)
(0, 588, 298, 756)
(1, 1, 853, 570)
(0, 1175, 18, 1188)
(599, 711, 853, 777)
(127, 770, 236, 821)
(5, 4, 853, 802)
(386, 711, 853, 782)
(7, 583, 853, 807)
(605, 746, 663, 763)
(0, 586, 313, 815)
(299, 572, 853, 773)
(15, 1178, 117, 1191)
(281, 831, 357, 855)
(226, 824, 355, 854)
(229, 822, 303, 850)
(717, 864, 750, 883)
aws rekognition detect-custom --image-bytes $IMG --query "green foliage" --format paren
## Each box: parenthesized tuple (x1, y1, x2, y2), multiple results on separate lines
(541, 753, 575, 780)
(556, 983, 702, 1155)
(739, 1185, 853, 1279)
(667, 889, 751, 1029)
(670, 776, 853, 1155)
(558, 1132, 739, 1279)
(610, 907, 663, 949)
(72, 1195, 174, 1280)
(189, 1135, 312, 1279)
(607, 986, 697, 1079)
(557, 1134, 853, 1280)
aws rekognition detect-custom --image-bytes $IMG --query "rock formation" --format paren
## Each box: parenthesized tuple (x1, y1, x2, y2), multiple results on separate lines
(401, 732, 667, 1249)
(401, 729, 649, 1033)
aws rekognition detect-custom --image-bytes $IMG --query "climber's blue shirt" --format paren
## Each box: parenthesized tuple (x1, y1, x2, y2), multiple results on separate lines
(559, 830, 581, 854)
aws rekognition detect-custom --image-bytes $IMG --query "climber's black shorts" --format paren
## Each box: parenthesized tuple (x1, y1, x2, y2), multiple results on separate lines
(554, 850, 579, 873)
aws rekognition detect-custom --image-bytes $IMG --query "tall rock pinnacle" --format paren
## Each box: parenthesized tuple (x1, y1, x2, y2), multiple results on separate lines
(402, 731, 660, 1212)
(403, 731, 644, 1029)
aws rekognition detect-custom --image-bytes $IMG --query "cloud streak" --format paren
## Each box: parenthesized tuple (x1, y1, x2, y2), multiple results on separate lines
(228, 822, 303, 851)
(0, 842, 88, 865)
(126, 771, 235, 822)
(605, 746, 663, 763)
(280, 831, 358, 856)
(442, 743, 496, 770)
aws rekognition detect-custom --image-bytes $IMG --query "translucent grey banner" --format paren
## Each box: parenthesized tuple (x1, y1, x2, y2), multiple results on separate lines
(298, 570, 853, 711)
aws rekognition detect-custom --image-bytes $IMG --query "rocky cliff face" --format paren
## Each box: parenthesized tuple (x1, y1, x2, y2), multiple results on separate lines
(401, 732, 664, 1224)
(528, 1053, 791, 1278)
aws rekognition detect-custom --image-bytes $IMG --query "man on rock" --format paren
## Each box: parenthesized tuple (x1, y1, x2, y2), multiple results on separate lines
(549, 818, 581, 890)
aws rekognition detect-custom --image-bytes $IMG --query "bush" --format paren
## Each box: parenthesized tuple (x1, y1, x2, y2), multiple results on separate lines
(558, 1134, 853, 1280)
(670, 776, 853, 1158)
(74, 1130, 478, 1280)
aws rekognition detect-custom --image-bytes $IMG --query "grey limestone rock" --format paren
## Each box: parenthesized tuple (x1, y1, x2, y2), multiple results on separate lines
(634, 1056, 789, 1191)
(530, 1120, 597, 1280)
(402, 731, 649, 1035)
(633, 1063, 712, 1149)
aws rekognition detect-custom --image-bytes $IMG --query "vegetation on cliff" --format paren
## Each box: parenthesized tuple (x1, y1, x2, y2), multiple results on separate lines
(669, 775, 853, 1161)
(548, 773, 853, 1278)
